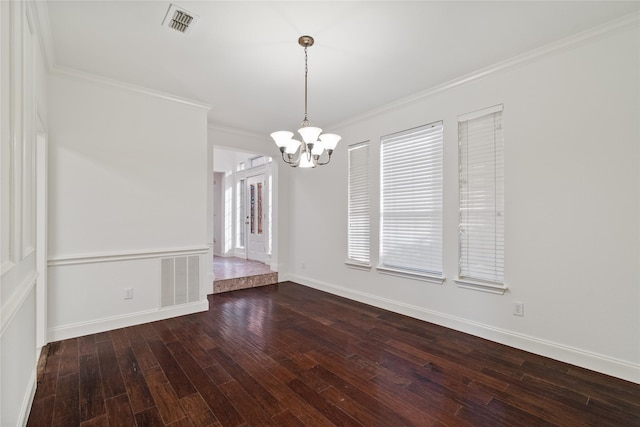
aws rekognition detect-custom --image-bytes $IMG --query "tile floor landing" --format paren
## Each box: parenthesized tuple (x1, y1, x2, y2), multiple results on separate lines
(213, 256, 278, 293)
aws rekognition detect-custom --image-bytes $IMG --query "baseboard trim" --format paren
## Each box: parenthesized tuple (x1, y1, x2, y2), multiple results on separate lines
(289, 274, 640, 384)
(47, 299, 209, 342)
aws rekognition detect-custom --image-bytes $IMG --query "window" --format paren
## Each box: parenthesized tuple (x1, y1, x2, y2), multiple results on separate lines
(457, 105, 505, 293)
(379, 122, 443, 281)
(347, 141, 370, 266)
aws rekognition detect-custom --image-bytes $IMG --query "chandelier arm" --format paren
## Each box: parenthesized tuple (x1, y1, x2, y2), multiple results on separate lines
(315, 151, 333, 166)
(281, 151, 298, 166)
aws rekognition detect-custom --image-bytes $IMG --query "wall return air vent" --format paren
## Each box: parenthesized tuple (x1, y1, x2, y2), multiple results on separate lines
(162, 4, 199, 34)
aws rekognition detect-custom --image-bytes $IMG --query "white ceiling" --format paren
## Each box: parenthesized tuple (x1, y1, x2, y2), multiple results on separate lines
(45, 1, 639, 136)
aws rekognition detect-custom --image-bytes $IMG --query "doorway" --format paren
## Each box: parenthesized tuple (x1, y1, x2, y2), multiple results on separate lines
(211, 148, 276, 289)
(246, 174, 265, 262)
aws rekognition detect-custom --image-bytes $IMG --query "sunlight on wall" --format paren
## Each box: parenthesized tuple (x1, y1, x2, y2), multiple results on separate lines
(268, 174, 272, 255)
(236, 179, 246, 248)
(224, 174, 233, 253)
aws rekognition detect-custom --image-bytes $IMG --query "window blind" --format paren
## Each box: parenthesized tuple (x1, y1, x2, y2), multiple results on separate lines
(380, 122, 443, 276)
(347, 141, 370, 265)
(458, 106, 504, 284)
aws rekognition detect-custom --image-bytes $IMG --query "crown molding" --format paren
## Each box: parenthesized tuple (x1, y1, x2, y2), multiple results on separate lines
(207, 123, 265, 140)
(50, 65, 212, 110)
(28, 0, 56, 71)
(28, 0, 211, 110)
(331, 11, 640, 131)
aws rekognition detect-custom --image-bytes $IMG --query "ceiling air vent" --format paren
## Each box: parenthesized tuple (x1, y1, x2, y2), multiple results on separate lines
(162, 4, 199, 34)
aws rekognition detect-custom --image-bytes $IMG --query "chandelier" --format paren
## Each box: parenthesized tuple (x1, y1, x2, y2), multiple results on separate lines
(271, 36, 341, 168)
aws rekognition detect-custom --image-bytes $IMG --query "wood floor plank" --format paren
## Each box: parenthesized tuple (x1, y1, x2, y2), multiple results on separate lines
(78, 334, 97, 357)
(230, 349, 334, 426)
(172, 327, 215, 368)
(152, 320, 179, 344)
(109, 328, 131, 353)
(116, 347, 155, 413)
(147, 338, 197, 399)
(26, 395, 55, 427)
(144, 367, 187, 424)
(95, 340, 127, 399)
(79, 414, 108, 427)
(313, 365, 411, 425)
(134, 407, 165, 426)
(79, 353, 106, 422)
(179, 393, 218, 427)
(210, 347, 284, 416)
(319, 385, 395, 426)
(285, 378, 360, 427)
(51, 372, 80, 427)
(218, 380, 277, 427)
(204, 363, 234, 386)
(27, 282, 640, 427)
(34, 346, 61, 399)
(166, 417, 194, 427)
(584, 395, 640, 426)
(125, 325, 160, 372)
(310, 361, 435, 427)
(104, 394, 135, 426)
(165, 340, 245, 426)
(270, 409, 306, 427)
(57, 338, 79, 378)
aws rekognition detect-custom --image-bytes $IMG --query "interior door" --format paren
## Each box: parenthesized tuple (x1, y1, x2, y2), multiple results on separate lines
(246, 174, 266, 262)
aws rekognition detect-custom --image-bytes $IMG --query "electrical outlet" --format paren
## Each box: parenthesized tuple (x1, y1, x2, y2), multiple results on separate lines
(124, 288, 133, 300)
(513, 301, 524, 317)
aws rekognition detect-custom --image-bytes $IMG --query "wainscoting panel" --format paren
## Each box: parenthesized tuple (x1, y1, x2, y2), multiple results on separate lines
(48, 248, 208, 342)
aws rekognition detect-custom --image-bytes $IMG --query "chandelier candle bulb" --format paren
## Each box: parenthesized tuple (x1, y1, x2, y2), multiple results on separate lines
(271, 35, 341, 168)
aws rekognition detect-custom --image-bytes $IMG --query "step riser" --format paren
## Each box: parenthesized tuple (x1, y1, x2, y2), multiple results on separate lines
(213, 272, 278, 293)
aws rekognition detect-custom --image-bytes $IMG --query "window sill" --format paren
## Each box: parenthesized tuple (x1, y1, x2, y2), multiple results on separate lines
(345, 260, 372, 271)
(455, 278, 507, 295)
(376, 266, 445, 284)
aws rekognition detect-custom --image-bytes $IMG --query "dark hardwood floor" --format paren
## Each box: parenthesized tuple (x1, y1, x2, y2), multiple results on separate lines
(27, 282, 640, 426)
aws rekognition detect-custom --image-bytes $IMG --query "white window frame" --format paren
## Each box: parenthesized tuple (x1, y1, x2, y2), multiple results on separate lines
(346, 141, 371, 268)
(378, 121, 444, 283)
(456, 104, 507, 294)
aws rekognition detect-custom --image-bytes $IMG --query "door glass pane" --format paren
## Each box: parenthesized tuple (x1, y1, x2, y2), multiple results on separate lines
(250, 184, 255, 234)
(257, 183, 263, 235)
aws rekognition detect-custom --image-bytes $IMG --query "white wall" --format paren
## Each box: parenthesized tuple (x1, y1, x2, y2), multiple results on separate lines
(0, 1, 48, 425)
(213, 171, 224, 256)
(287, 23, 640, 382)
(47, 71, 211, 341)
(213, 147, 253, 173)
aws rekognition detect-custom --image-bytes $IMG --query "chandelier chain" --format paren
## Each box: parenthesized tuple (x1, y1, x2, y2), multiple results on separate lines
(303, 45, 309, 125)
